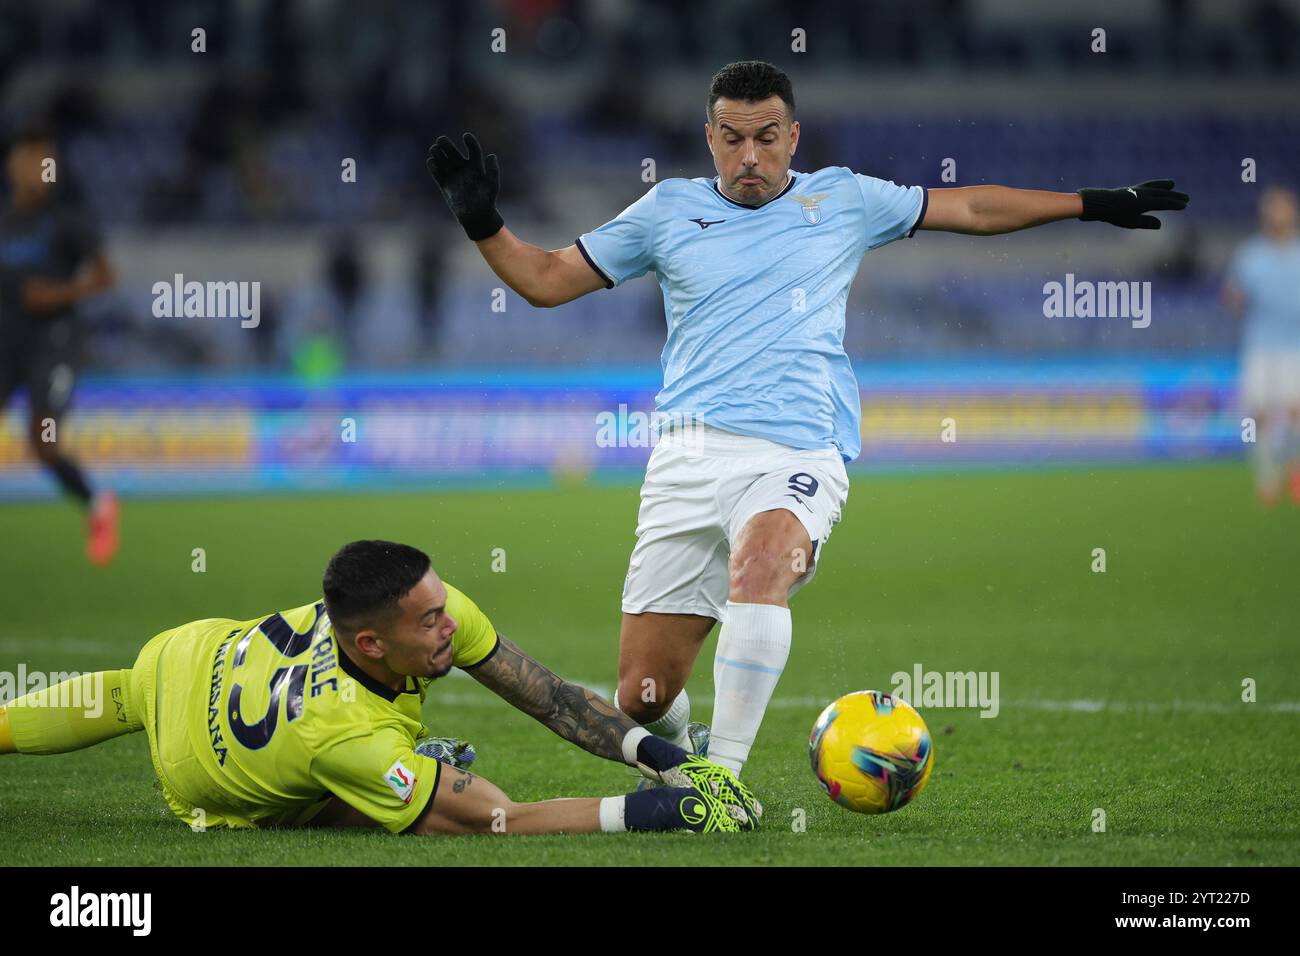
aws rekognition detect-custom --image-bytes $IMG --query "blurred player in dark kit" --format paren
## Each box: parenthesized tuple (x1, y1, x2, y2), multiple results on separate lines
(0, 126, 118, 563)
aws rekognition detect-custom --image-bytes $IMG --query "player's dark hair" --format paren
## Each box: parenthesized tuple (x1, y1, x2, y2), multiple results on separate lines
(707, 61, 795, 123)
(322, 539, 432, 636)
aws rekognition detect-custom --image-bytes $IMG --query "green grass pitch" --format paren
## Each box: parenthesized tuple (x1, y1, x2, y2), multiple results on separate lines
(1, 462, 1297, 866)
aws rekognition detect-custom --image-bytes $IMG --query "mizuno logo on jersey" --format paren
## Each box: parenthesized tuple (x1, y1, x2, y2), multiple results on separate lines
(689, 218, 726, 230)
(790, 192, 830, 225)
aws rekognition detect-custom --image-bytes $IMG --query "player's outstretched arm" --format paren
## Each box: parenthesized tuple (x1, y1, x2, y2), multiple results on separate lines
(405, 764, 749, 836)
(465, 634, 765, 827)
(305, 766, 750, 835)
(476, 230, 608, 308)
(426, 132, 606, 307)
(919, 180, 1188, 235)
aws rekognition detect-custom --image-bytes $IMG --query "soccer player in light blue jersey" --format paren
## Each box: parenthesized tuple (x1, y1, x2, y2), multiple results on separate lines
(1224, 186, 1300, 505)
(427, 61, 1188, 777)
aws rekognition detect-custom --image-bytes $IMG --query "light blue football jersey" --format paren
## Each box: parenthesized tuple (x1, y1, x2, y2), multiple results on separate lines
(1229, 236, 1300, 351)
(576, 167, 925, 463)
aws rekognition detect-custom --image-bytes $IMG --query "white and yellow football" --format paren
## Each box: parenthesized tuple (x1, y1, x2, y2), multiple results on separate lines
(808, 690, 934, 814)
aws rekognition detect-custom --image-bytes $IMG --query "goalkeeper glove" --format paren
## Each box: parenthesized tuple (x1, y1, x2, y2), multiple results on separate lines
(629, 732, 763, 828)
(413, 736, 477, 770)
(658, 755, 763, 829)
(426, 132, 504, 241)
(1077, 179, 1189, 229)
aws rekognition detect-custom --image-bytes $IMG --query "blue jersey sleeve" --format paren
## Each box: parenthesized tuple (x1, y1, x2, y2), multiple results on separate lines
(576, 185, 659, 287)
(853, 174, 926, 251)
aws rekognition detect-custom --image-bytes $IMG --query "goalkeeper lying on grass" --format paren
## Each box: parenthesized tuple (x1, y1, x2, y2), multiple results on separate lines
(0, 539, 760, 835)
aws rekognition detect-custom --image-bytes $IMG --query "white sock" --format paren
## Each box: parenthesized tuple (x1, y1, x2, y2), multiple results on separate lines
(1255, 414, 1287, 493)
(614, 688, 692, 750)
(599, 796, 627, 832)
(644, 689, 692, 750)
(710, 601, 792, 775)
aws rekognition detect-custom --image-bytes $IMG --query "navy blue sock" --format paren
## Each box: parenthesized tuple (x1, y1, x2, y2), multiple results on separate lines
(635, 735, 689, 772)
(624, 787, 694, 832)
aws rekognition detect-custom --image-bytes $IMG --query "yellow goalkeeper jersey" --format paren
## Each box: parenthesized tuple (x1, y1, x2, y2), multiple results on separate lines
(133, 582, 498, 832)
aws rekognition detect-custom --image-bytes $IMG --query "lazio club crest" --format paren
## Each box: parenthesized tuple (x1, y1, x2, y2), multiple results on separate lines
(791, 192, 830, 224)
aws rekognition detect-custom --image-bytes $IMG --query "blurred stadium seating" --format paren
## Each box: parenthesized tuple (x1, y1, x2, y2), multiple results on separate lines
(1, 0, 1296, 495)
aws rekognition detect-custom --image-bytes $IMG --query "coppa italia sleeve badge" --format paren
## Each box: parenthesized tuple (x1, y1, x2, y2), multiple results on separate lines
(385, 760, 417, 803)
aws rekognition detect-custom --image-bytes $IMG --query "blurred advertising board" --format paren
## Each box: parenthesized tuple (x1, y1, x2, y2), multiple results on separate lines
(0, 360, 1243, 498)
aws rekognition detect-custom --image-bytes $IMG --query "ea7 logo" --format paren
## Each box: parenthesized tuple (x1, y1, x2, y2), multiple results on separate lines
(49, 886, 151, 936)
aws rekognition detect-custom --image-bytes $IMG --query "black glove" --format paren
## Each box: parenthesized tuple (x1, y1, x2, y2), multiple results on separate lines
(426, 132, 504, 241)
(1077, 179, 1189, 229)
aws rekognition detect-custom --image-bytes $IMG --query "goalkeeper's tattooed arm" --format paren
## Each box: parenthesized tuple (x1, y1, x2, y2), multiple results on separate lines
(466, 635, 646, 764)
(919, 180, 1188, 235)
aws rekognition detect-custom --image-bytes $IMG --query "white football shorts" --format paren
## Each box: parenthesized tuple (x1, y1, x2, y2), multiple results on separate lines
(621, 423, 850, 620)
(1241, 348, 1300, 411)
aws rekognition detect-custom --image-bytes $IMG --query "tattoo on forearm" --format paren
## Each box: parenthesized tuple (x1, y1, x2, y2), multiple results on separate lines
(468, 635, 638, 763)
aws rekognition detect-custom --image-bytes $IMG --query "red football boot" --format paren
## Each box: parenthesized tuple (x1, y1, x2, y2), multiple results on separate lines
(87, 491, 120, 566)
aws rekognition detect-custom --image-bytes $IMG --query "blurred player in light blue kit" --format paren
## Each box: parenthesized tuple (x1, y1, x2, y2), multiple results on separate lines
(1224, 186, 1300, 505)
(427, 61, 1188, 778)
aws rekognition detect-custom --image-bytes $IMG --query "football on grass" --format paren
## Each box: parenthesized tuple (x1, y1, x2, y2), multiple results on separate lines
(809, 690, 934, 814)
